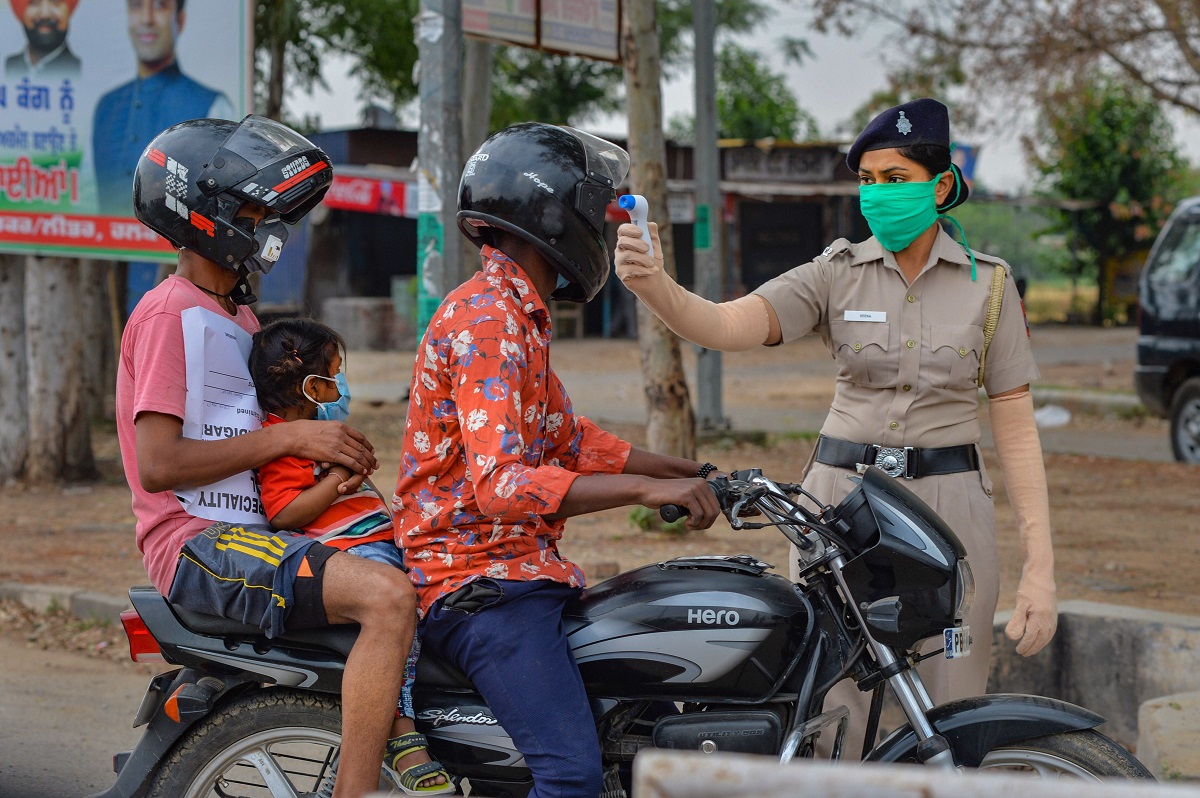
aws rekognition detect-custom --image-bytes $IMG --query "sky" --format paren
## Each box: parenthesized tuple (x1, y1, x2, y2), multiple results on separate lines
(286, 3, 1200, 196)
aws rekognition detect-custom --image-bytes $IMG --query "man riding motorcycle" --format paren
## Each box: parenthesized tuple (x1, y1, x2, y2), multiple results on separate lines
(393, 122, 722, 798)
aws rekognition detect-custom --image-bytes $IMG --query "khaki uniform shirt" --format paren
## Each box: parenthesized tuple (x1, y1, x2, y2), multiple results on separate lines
(753, 227, 1039, 449)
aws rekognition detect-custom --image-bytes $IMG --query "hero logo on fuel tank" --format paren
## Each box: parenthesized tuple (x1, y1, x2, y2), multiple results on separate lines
(687, 608, 740, 625)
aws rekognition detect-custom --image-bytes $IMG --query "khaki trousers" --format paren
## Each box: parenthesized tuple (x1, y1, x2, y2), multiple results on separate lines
(798, 457, 1001, 760)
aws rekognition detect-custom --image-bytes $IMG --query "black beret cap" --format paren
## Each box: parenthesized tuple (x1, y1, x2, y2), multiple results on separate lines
(846, 98, 951, 173)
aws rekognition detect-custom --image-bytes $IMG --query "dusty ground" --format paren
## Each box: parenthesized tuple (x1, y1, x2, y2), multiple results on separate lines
(2, 328, 1198, 665)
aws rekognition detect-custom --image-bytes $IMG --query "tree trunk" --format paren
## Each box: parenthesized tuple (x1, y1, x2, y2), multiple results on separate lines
(25, 257, 96, 482)
(0, 254, 27, 482)
(79, 260, 115, 421)
(622, 0, 695, 459)
(265, 0, 288, 121)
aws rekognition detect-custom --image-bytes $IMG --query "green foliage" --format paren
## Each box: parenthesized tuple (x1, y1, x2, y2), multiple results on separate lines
(714, 43, 815, 141)
(254, 0, 418, 121)
(489, 50, 624, 129)
(1027, 77, 1185, 319)
(1029, 77, 1184, 260)
(948, 203, 1071, 281)
(490, 0, 807, 137)
(671, 41, 813, 142)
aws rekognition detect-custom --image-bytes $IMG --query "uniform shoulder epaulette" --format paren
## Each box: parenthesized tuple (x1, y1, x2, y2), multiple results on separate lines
(817, 238, 853, 260)
(969, 248, 1012, 274)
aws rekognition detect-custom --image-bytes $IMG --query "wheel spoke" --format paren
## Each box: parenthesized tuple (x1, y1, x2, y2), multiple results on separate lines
(244, 746, 302, 798)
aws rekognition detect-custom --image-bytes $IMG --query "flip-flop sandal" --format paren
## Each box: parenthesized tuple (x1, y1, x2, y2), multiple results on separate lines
(384, 732, 456, 796)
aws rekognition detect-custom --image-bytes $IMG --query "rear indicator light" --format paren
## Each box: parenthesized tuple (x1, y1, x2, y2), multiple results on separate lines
(120, 608, 165, 663)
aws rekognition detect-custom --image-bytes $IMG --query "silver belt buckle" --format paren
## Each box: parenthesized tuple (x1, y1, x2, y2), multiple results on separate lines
(874, 446, 908, 478)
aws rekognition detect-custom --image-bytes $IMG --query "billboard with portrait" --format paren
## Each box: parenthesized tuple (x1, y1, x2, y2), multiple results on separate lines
(0, 0, 252, 260)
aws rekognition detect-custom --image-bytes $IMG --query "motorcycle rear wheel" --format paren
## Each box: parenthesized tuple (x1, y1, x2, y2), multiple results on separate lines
(146, 688, 392, 798)
(978, 730, 1154, 779)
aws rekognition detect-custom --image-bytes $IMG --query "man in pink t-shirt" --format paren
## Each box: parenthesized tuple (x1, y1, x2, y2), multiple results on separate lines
(115, 116, 417, 798)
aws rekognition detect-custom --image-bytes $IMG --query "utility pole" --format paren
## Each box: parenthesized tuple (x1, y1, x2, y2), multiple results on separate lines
(415, 0, 463, 331)
(693, 0, 728, 432)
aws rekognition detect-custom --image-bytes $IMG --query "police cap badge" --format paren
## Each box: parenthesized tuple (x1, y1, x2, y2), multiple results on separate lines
(846, 98, 951, 173)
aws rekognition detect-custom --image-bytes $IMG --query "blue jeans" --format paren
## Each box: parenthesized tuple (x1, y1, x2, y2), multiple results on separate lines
(421, 579, 603, 798)
(347, 541, 419, 719)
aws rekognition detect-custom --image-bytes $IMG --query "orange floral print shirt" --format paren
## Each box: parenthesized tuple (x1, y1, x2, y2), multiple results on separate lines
(394, 246, 631, 613)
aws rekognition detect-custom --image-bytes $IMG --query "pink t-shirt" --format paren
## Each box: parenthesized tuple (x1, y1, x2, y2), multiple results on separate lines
(115, 275, 260, 594)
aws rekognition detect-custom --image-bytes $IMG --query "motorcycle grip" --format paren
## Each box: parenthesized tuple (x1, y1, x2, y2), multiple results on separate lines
(660, 504, 687, 523)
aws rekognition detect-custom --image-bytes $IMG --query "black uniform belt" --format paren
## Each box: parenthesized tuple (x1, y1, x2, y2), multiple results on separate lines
(815, 435, 978, 480)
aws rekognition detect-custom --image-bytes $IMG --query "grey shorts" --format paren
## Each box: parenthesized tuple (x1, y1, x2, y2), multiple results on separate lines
(167, 522, 336, 638)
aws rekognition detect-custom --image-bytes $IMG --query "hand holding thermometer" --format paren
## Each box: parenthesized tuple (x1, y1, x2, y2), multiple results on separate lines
(618, 194, 654, 258)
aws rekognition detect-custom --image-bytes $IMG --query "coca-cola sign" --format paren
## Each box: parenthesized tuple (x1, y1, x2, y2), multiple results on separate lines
(324, 177, 381, 213)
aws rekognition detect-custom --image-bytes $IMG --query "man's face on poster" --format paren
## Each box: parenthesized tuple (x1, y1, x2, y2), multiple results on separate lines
(127, 0, 184, 69)
(17, 0, 72, 56)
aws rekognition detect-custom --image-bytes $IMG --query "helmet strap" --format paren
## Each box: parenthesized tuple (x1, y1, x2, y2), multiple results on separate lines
(229, 265, 257, 306)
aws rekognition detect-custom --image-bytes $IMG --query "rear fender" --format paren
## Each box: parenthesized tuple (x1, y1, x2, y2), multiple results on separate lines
(86, 668, 252, 798)
(866, 693, 1105, 767)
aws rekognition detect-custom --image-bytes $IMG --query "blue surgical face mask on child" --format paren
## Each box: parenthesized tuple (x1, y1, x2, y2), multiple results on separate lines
(304, 372, 351, 422)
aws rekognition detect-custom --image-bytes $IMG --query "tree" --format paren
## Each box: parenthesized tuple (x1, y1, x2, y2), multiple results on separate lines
(25, 258, 97, 482)
(490, 0, 789, 129)
(255, 0, 419, 122)
(809, 0, 1200, 119)
(669, 41, 818, 141)
(624, 0, 696, 459)
(1028, 76, 1185, 321)
(0, 255, 26, 482)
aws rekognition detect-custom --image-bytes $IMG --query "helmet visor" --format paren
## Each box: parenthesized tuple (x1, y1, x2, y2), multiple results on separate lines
(565, 127, 630, 188)
(564, 128, 628, 236)
(208, 115, 332, 220)
(221, 115, 314, 167)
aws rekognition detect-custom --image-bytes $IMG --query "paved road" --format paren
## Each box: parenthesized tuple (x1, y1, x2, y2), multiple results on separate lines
(0, 631, 151, 797)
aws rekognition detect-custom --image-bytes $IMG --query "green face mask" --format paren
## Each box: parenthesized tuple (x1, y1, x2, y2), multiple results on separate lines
(858, 172, 944, 253)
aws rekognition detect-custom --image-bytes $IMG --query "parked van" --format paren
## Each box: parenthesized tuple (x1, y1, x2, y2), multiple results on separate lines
(1136, 197, 1200, 463)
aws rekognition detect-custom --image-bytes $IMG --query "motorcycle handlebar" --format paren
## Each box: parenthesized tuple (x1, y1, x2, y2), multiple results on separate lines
(659, 503, 688, 523)
(659, 477, 728, 524)
(657, 471, 833, 547)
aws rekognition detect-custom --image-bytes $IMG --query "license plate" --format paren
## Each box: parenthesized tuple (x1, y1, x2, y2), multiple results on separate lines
(944, 626, 971, 659)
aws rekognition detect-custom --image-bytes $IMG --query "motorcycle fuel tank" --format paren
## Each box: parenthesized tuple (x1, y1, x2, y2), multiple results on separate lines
(565, 556, 812, 701)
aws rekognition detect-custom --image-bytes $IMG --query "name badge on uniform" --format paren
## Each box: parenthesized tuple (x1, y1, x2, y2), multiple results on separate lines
(844, 310, 887, 322)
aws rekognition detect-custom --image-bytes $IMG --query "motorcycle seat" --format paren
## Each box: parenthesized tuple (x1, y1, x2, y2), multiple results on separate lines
(169, 600, 361, 657)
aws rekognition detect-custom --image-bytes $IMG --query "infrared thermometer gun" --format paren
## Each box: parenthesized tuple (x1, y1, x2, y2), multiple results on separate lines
(618, 194, 654, 259)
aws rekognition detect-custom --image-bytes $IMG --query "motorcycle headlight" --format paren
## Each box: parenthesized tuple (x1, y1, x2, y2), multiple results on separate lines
(954, 558, 975, 623)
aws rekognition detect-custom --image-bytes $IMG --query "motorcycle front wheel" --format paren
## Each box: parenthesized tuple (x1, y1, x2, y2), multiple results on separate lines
(147, 688, 392, 798)
(978, 730, 1154, 780)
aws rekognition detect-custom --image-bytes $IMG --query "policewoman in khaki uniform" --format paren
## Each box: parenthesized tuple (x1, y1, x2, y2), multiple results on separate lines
(613, 98, 1057, 757)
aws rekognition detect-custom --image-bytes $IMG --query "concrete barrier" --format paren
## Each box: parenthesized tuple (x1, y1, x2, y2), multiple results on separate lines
(631, 750, 1196, 798)
(989, 601, 1200, 748)
(1138, 691, 1200, 781)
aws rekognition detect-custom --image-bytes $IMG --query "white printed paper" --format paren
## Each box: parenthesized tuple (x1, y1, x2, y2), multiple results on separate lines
(174, 307, 270, 525)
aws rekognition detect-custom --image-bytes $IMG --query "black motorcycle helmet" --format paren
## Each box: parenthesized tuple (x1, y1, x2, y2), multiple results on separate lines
(133, 115, 333, 280)
(457, 122, 630, 303)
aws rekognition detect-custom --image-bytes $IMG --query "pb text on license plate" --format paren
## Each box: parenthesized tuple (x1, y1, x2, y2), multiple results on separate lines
(944, 626, 971, 659)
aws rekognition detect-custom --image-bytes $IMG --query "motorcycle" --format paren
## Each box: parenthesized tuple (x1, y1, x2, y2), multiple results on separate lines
(91, 466, 1152, 798)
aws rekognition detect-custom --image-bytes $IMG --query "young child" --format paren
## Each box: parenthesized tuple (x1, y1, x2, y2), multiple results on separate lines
(249, 317, 452, 796)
